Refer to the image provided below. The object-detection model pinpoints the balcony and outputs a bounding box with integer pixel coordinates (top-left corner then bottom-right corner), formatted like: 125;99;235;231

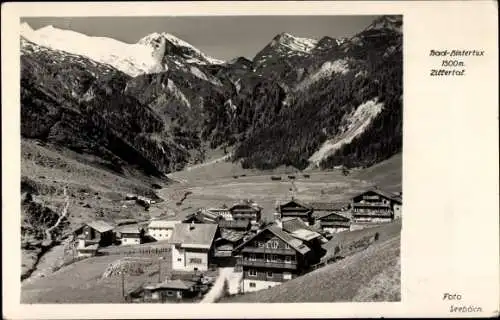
352;202;391;208
241;247;296;255
239;259;298;270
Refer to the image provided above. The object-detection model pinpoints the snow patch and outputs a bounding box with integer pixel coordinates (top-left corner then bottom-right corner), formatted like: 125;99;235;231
296;59;350;90
225;99;237;111
308;98;384;166
166;79;191;108
20;24;223;76
276;33;318;54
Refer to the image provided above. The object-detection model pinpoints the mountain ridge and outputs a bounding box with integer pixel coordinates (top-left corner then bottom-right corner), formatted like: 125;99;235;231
20;14;403;178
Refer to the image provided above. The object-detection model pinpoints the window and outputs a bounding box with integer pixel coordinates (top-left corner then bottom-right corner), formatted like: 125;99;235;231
189;258;202;264
166;290;174;296
265;254;272;262
249;254;257;261
249;269;257;277
177;258;182;262
271;255;278;262
249;282;256;288
271;241;279;249
267;271;273;278
285;255;292;263
284;243;291;249
257;241;265;248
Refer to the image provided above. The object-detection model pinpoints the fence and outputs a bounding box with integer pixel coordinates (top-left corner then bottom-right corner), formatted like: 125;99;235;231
100;247;171;256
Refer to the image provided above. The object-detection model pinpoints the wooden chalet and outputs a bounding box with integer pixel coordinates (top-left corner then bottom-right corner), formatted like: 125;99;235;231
229;200;262;224
213;229;246;265
278;199;314;226
142;279;198;302
314;212;351;234
350;189;402;223
170;223;220;272
147;220;180;241
72;220;115;247
116;225;145;246
233;224;318;293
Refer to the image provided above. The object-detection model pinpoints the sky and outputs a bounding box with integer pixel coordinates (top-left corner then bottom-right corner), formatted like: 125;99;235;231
21;16;380;60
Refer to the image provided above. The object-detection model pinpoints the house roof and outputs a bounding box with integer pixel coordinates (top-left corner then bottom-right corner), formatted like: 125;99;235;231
314;211;351;221
282;218;323;241
116;225;142;234
279;199;312;210
310;202;348;212
170;223;218;248
144;279;197;291
219;229;246;243
353;189;402;204
86;220;115;233
234;226;311;255
115;219;138;226
182;211;219;224
282;218;316;233
148;220;180;229
218;219;250;229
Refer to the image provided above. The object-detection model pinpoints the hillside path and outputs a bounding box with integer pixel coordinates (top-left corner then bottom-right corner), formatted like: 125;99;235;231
200;267;241;303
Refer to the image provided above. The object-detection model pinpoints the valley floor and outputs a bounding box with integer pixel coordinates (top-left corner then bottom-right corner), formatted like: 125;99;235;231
20;141;402;302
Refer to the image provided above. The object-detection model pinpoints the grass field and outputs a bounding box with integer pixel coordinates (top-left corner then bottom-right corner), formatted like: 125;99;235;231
21;143;401;302
220;235;401;303
322;220;402;259
21;254;171;303
159;153;401;223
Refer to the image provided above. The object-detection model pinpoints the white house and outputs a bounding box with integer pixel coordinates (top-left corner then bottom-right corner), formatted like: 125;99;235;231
148;220;180;241
170;223;219;272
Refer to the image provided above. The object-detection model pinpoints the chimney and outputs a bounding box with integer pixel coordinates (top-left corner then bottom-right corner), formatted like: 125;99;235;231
190;221;195;230
273;212;283;229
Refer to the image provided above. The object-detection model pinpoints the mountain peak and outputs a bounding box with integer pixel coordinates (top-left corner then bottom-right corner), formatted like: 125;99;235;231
137;32;225;65
365;15;402;33
270;32;318;54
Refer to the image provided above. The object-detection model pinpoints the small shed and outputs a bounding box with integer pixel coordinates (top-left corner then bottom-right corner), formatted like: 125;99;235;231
142;279;198;302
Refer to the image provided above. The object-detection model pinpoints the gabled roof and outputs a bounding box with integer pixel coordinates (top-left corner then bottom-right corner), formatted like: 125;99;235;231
116;225;142;234
310;202;348;212
314;211;351;221
86;220;115;233
282;218;323;241
219;229;246;243
233;226;311;255
279;199;312;210
353;189;402;204
148;220;180;229
144;279;197;291
218;219;250;230
170;223;218;249
182;211;219;224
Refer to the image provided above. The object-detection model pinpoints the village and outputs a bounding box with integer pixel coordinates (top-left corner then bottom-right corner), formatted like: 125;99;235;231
70;187;402;303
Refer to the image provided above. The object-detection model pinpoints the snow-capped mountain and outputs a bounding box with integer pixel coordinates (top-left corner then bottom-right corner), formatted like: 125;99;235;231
20;15;403;174
253;32;319;67
20;23;224;77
